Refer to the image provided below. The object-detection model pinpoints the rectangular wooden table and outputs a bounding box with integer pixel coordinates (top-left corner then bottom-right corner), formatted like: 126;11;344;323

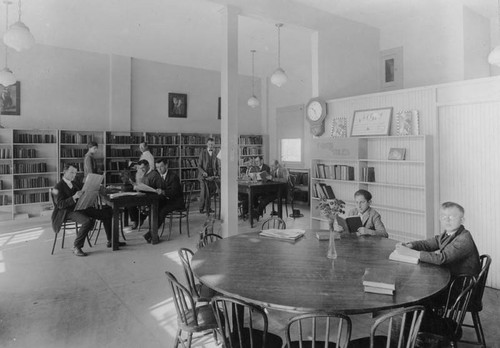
237;180;287;228
100;191;159;250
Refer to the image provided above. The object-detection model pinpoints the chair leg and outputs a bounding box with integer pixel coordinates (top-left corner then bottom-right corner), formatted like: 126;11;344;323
61;225;66;249
120;213;126;241
51;232;58;255
185;213;190;238
472;311;486;346
168;215;174;241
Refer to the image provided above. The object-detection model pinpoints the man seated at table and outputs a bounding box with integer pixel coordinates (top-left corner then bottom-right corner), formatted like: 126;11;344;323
401;201;480;277
154;157;185;232
129;160;163;242
52;164;125;257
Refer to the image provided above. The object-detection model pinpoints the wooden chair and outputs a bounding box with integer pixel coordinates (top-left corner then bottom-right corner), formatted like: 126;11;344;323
286;312;352;348
200;233;223;248
460;254;491;347
350;305;425;348
49;187;92;255
203;179;220;220
261;216;286;230
417;275;476;348
165;271;219;348
89;195;127;244
161;182;194;240
178;247;217;303
210;296;283;348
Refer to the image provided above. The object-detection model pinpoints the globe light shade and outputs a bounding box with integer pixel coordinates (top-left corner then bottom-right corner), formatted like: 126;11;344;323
0;67;17;87
247;95;260;108
271;67;287;87
3;21;35;52
488;46;500;67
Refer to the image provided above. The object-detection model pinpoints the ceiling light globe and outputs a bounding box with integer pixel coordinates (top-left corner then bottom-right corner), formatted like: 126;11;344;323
0;67;17;87
3;21;35;52
271;68;287;87
488;46;500;67
247;95;260;108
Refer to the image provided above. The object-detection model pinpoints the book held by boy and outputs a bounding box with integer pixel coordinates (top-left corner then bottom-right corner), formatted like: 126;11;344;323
389;244;420;264
336;216;363;233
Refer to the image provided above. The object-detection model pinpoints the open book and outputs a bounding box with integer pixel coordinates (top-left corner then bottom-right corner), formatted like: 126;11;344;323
389;244;420;264
134;182;157;193
259;229;305;241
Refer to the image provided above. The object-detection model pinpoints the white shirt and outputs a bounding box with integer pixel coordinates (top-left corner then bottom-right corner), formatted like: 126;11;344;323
63;177;73;189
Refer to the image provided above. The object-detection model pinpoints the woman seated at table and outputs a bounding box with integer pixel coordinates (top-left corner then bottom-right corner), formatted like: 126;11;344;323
348;189;388;237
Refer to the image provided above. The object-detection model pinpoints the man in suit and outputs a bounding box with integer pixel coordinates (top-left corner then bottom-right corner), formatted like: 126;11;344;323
51;164;123;256
154;157;185;231
197;137;219;214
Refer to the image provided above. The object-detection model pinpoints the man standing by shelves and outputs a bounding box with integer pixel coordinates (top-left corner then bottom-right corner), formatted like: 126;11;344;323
135;142;154;184
83;141;99;181
197;137;219;214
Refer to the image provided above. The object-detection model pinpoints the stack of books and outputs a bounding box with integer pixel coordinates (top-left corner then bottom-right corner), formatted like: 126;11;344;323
259;229;305;241
362;268;396;295
389;244;420;264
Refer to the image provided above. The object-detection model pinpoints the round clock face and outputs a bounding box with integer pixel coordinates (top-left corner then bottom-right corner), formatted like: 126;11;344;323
307;101;323;121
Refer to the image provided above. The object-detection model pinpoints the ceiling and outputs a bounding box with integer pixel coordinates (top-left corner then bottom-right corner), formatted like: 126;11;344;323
1;0;497;78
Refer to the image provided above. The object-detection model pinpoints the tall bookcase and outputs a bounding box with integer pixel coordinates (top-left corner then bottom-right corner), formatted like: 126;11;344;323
238;135;265;175
12;129;58;219
0;129;13;220
59;130;105;185
105;131;144;184
310;136;433;242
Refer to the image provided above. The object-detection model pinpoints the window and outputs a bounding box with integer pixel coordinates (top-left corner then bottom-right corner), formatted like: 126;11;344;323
281;138;301;163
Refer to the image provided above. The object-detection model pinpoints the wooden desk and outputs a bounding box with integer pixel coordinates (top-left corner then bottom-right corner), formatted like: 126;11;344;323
238;181;287;228
100;192;159;250
192;231;450;314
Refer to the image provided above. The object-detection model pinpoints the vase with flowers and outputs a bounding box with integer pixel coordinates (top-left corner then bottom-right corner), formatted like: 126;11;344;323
316;197;345;259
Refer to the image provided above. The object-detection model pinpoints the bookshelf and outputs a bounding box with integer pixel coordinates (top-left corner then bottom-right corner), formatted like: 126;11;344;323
0;129;13;220
12;129;58;219
105;131;144;184
238;135;265;176
59;130;105;185
310;136;433;241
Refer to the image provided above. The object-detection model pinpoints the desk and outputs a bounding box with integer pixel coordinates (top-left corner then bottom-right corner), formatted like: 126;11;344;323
100;192;159;250
192;231;450;314
238;181;287;228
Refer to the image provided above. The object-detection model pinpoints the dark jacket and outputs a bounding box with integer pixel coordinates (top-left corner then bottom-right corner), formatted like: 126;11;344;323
198;148;220;179
159;170;185;210
51;179;81;233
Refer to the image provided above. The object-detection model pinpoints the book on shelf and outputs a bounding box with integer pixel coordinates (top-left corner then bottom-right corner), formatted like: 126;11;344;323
315;230;330;241
362;167;375;182
323;184;336;199
362;268;396;290
389;245;420;264
259;228;305;241
315;183;326;199
336;216;363;233
364;286;394;295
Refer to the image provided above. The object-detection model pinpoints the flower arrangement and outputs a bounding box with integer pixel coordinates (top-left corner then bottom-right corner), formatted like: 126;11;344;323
316;197;345;222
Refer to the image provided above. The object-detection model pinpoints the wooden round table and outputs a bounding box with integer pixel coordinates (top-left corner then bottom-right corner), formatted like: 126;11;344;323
191;230;450;314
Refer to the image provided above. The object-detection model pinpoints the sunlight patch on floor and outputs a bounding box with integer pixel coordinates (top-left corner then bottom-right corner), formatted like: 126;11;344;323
0;227;44;247
149;297;179;337
163;250;182;266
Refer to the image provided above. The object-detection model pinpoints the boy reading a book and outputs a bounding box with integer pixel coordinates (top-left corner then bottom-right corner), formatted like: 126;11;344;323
400;201;480;277
348;189;388;237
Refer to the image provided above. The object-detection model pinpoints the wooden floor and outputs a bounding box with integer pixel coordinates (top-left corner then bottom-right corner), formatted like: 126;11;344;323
0;201;498;348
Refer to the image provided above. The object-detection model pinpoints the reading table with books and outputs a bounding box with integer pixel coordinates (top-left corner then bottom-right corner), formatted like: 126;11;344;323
192;230;450;314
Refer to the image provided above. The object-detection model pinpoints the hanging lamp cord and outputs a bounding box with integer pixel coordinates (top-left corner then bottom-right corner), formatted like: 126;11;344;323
17;0;21;22
4;1;9;67
277;25;281;68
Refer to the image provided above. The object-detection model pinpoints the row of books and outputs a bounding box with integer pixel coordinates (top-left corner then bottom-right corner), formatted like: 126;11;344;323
361;167;375;182
0;179;4;190
150;147;178;157
315;164;355;181
60;133;95;144
0;194;10;205
13;163;48;174
240;147;262;156
14;134;56;144
0;147;10;159
181;158;198;168
312;182;335;199
180;169;198;179
181;135;212;145
107;148;141;157
14;192;50;204
106;135;145;144
239;136;263;145
107;160;130;171
60;148;86;158
0;164;11;174
14;177;50;189
180;147;204;156
145;134;179;145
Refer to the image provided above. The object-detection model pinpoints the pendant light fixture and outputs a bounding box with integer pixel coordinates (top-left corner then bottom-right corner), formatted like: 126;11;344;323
247;50;260;108
489;0;500;66
0;0;17;87
3;0;35;52
270;23;288;87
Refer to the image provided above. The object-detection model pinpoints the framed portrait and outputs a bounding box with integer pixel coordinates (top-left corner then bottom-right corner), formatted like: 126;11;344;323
396;109;419;136
168;93;187;118
351;107;393;137
1;81;20;115
218;97;221;120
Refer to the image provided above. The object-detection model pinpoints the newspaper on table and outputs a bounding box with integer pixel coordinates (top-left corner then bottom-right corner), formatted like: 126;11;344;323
134;182;157;193
74;174;104;211
259;228;306;241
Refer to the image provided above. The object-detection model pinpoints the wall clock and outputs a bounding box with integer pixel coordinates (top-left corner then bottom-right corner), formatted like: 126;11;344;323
305;97;327;136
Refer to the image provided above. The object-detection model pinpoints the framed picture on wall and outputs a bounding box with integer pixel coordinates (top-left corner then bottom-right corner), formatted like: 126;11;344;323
1;81;20;116
380;47;403;91
351;107;393;137
168;93;187;118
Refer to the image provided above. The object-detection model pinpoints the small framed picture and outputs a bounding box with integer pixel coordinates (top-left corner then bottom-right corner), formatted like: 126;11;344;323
396;110;419;136
351;107;393;137
168;93;187;118
331;117;347;138
1;81;20;115
388;148;406;160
